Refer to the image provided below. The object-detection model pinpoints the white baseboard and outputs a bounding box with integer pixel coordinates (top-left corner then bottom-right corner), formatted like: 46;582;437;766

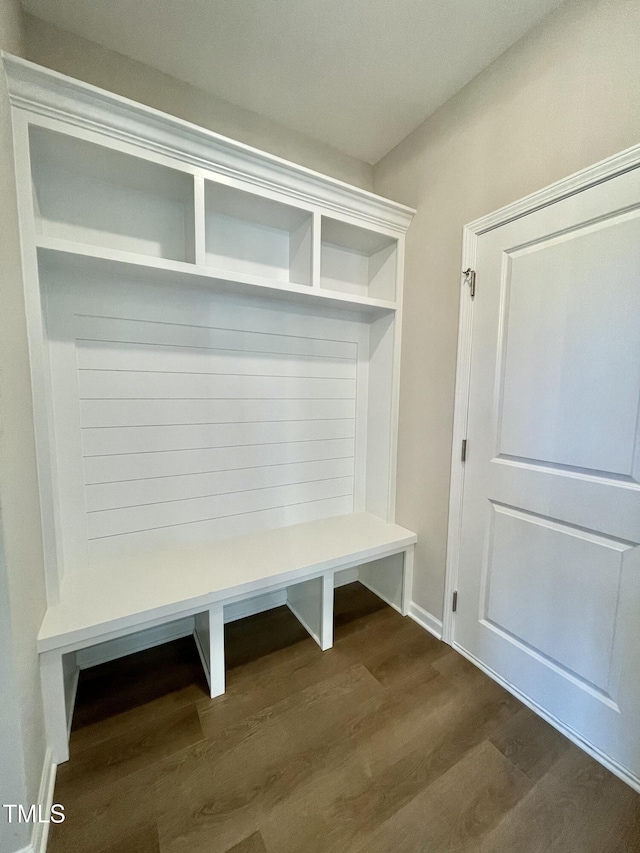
454;643;640;794
408;602;443;640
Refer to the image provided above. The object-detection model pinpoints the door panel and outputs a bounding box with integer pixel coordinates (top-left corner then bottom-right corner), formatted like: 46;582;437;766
483;503;627;693
455;165;640;785
498;217;640;476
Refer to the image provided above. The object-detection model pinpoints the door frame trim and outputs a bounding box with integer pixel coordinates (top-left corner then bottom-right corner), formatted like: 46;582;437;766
443;140;640;646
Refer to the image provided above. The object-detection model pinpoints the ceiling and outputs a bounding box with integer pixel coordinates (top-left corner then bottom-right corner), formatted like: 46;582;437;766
22;0;566;164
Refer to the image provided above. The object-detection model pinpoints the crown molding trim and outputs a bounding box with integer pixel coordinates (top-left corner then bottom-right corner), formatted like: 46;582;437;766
2;52;414;233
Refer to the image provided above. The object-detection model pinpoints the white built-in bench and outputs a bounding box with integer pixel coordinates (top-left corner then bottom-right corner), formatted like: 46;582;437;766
5;58;417;770
38;513;416;763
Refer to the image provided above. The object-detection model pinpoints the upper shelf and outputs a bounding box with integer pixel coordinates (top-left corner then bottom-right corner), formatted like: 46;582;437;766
36;236;398;317
28;123;401;315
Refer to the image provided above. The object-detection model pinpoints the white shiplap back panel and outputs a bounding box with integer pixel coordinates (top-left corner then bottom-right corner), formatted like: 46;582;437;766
83;437;356;483
43;266;369;569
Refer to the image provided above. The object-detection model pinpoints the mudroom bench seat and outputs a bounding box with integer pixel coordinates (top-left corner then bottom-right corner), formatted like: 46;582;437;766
38;512;416;764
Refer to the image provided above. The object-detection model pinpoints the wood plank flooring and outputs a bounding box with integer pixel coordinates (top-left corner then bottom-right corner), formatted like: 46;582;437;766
48;583;640;853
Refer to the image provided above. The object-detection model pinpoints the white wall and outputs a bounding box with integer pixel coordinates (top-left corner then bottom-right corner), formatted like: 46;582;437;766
373;0;640;621
0;525;30;853
22;13;373;191
0;3;49;850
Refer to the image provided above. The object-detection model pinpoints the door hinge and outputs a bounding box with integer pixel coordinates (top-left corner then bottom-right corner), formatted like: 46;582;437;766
462;268;476;299
461;439;467;462
452;591;458;612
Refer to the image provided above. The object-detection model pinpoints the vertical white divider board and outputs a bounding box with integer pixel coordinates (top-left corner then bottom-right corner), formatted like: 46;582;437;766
4;54;415;630
358;545;414;616
193;605;225;698
193;174;206;266
39;649;69;763
365;312;398;520
289;216;313;287
312;211;322;289
11;115;65;604
286;573;334;650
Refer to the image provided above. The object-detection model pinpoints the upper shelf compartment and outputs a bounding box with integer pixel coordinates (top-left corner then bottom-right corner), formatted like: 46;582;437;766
29;127;195;263
204;182;312;286
321;217;397;302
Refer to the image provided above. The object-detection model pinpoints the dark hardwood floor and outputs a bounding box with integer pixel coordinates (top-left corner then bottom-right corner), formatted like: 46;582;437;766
48;583;640;853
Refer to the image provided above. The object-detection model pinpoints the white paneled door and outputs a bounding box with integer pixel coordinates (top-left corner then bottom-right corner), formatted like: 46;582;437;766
453;162;640;787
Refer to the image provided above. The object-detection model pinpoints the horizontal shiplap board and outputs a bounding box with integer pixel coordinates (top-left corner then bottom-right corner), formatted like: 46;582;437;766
73;314;358;361
86;457;355;511
87;476;354;539
83;437;355;483
77;339;356;379
89;494;353;558
80;397;356;428
82;418;355;456
77;370;355;400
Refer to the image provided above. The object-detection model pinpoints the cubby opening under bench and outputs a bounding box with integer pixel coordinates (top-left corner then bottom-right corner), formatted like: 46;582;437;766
4;55;416;767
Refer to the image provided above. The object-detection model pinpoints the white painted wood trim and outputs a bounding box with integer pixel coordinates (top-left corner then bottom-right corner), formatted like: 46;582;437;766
27;747;56;853
387;234;405;521
443;236;476;645
454;642;640;794
2;53;414;234
401;544;414;616
192;620;210;692
193;174;206;265
408;602;443;641
10;113;64;605
286;572;334;650
65;667;79;739
443;141;640;645
321;573;334;650
207;605;225;699
39;651;69;764
312;211;322;288
465;142;640;235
